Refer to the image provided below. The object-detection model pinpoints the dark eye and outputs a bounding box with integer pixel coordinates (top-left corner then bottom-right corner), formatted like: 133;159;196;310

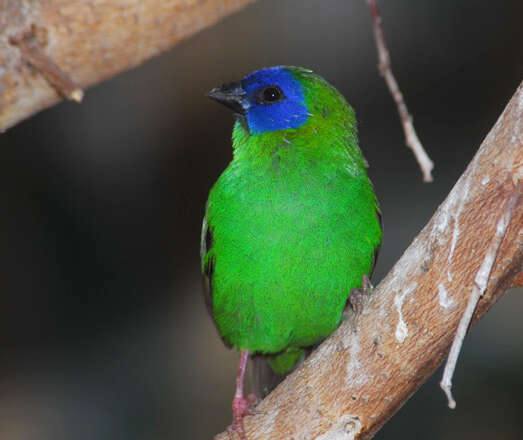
258;85;284;104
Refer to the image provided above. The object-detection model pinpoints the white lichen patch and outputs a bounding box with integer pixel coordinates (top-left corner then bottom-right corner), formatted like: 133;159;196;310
429;152;479;252
344;333;370;387
434;207;450;234
511;87;523;144
428;204;452;250
391;243;425;282
474;207;513;292
394;283;417;343
446;172;472;281
316;415;362;440
395;314;408;343
438;283;454;309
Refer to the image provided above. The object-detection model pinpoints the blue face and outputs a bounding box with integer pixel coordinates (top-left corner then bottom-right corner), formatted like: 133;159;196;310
240;67;309;134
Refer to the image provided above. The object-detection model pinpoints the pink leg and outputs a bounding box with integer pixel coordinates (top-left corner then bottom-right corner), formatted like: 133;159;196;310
229;349;250;440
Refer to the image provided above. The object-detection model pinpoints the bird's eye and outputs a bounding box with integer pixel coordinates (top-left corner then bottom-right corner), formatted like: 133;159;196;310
258;86;284;104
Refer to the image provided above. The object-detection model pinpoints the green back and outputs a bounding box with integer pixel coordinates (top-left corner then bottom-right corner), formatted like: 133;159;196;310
202;68;382;371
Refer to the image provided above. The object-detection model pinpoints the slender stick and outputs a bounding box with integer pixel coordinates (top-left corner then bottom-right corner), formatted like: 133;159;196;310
9;26;84;103
440;184;522;408
366;0;434;182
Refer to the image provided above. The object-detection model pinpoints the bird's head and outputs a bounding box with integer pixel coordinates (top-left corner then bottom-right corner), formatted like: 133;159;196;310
208;66;309;134
208;66;352;136
208;66;364;170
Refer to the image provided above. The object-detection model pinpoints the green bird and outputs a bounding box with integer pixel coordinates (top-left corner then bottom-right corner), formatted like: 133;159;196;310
202;66;382;439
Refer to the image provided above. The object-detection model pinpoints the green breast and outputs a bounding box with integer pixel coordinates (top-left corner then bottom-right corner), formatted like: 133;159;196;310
204;149;381;354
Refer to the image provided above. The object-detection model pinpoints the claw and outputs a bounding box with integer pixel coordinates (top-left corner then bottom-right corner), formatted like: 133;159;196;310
345;274;374;331
349;274;374;314
246;393;260;411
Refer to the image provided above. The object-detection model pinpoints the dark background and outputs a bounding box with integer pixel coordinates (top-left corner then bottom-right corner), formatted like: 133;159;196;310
1;0;522;438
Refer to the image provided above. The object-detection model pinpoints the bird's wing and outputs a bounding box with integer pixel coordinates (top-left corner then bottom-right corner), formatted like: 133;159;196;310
369;208;382;278
200;214;231;348
200;215;214;317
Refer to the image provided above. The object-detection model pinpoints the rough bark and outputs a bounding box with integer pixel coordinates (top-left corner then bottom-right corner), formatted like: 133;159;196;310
216;82;523;439
0;0;256;131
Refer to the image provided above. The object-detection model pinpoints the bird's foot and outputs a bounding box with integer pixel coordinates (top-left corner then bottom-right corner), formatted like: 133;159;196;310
246;393;260;410
228;394;259;439
227;350;256;439
344;274;374;331
349;274;374;315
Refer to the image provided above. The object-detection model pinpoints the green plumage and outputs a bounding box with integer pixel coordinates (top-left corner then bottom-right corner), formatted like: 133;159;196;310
202;67;382;375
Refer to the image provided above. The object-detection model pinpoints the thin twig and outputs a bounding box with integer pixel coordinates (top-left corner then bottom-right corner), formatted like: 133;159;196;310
440;183;522;408
9;25;84;103
366;0;434;182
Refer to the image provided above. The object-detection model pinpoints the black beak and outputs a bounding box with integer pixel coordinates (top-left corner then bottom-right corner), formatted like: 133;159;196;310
207;81;248;115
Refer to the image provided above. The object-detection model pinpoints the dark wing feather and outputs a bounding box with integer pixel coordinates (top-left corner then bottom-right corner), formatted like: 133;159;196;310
200;215;231;348
200;215;214;316
369;209;383;278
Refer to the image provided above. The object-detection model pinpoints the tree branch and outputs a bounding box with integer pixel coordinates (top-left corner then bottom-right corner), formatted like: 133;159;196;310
0;0;256;131
366;0;435;182
215;82;523;439
9;24;84;103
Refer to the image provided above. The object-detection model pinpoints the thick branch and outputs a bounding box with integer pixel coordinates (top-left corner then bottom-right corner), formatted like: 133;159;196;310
216;83;523;439
0;0;256;131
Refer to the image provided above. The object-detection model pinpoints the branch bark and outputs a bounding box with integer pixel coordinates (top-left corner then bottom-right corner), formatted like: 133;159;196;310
0;0;256;131
216;82;523;439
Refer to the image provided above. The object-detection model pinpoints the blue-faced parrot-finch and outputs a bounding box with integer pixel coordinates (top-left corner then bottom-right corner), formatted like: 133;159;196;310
201;66;382;439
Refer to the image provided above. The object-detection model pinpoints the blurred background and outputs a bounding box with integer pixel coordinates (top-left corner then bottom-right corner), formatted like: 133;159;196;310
1;0;522;438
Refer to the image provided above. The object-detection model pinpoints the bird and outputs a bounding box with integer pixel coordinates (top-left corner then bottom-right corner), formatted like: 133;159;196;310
201;66;382;439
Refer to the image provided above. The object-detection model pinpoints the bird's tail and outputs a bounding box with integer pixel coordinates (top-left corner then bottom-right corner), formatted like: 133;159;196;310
249;347;314;398
249;355;286;398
